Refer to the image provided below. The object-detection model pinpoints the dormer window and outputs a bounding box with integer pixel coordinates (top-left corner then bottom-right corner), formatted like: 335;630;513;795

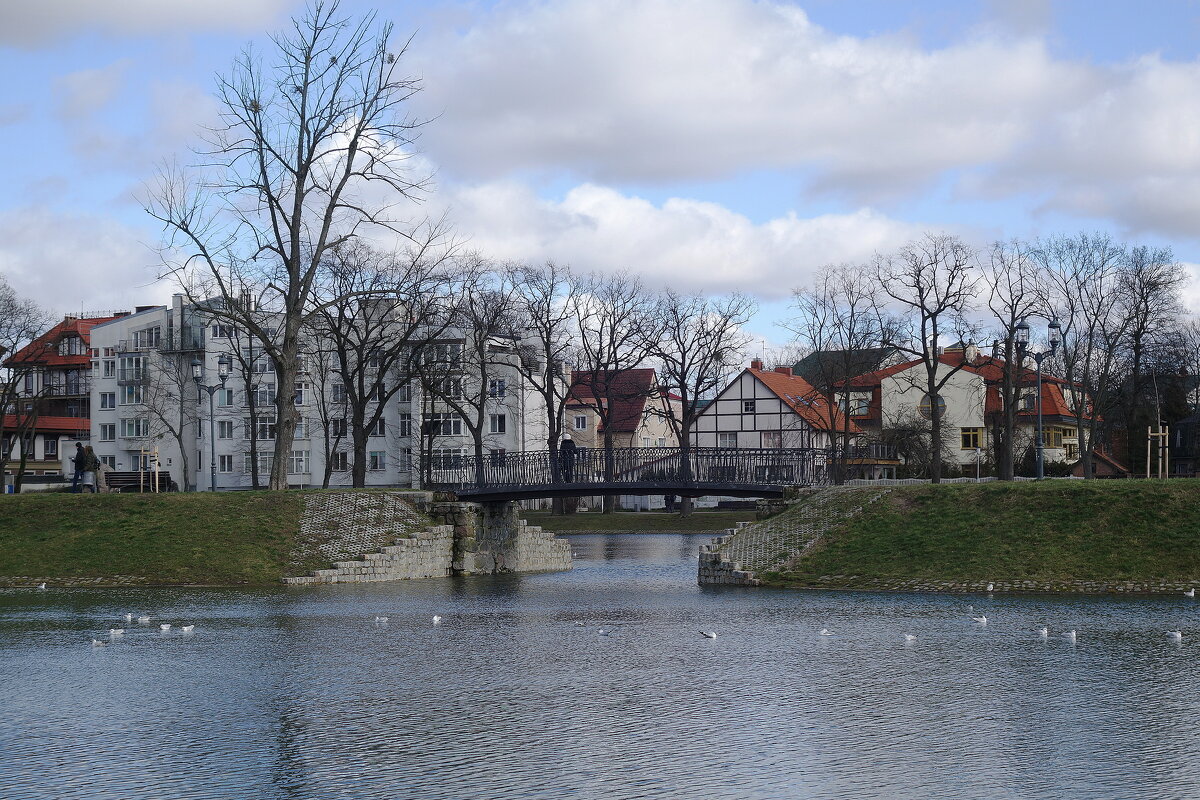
57;336;85;356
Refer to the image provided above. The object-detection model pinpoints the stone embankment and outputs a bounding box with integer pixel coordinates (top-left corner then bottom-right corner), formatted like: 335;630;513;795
774;576;1200;595
698;487;890;586
285;493;571;585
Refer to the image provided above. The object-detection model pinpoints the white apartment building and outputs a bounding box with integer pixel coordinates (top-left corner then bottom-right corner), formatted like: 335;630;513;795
88;296;558;491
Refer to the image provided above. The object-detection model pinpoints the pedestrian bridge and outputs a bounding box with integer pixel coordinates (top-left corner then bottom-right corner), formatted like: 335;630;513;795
433;445;895;502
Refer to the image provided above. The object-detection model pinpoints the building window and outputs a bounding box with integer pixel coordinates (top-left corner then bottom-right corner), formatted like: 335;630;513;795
396;381;412;402
118;356;145;382
244;453;274;474
294;382;308;406
218;454;234;473
761;431;782;449
217;388;234;407
960;427;982;450
100;392;116;409
918;393;947;419
489;413;506;434
398;413;412;437
840;395;871;416
430;448;463;470
366;348;381;369
252;382;276;407
424;342;462;370
132;327;161;350
1022;394;1036;411
743;399;756;414
99;424;116;442
288;450;309;474
439;377;462;399
211;324;234;339
57;335;85;356
1045;428;1063;449
44;438;58;457
294;419;308;439
120;385;144;405
243;416;277;440
368;418;385;437
332;384;347;404
217;421;234;439
331;452;348;471
331;418;347;438
119;418;148;438
100;455;116;468
423;413;462;437
573;414;588;431
102;360;116;378
718;432;738;448
489;379;507;398
368;450;386;471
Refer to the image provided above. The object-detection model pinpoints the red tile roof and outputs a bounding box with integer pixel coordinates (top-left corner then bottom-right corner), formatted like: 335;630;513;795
568;369;658;433
2;415;91;434
5;315;122;369
747;367;860;434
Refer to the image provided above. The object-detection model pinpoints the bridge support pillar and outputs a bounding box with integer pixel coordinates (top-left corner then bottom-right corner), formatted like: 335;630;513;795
431;500;572;576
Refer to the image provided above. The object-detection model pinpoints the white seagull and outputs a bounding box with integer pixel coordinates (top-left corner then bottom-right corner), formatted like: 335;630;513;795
598;628;611;636
37;583;46;590
987;583;994;592
575;621;585;627
904;634;917;642
137;616;151;624
109;628;125;637
819;628;834;636
374;616;389;623
159;624;171;631
699;631;717;639
181;625;194;633
123;613;133;623
91;639;107;647
1184;588;1195;598
1038;627;1049;639
1063;630;1077;642
1168;631;1183;642
432;615;442;625
972;616;988;626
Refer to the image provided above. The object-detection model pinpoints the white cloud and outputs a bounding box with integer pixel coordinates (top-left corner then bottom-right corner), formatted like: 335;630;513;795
0;0;289;47
428;180;923;299
0;207;173;315
55;60;131;120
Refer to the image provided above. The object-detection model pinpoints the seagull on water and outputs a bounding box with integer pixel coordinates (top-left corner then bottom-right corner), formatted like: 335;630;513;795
159;624;171;631
37;583;46;590
575;621;585;627
123;613;133;623
598;628;612;636
819;628;833;636
91;639;107;647
109;629;125;637
181;625;194;633
699;631;717;639
904;634;917;642
1038;627;1049;639
137;616;151;624
1168;631;1183;642
1185;588;1195;598
374;616;389;623
972;615;988;626
1063;630;1077;642
432;615;442;625
987;583;994;592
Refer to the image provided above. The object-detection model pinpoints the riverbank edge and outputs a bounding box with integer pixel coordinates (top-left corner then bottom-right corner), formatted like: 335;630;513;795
758;576;1198;596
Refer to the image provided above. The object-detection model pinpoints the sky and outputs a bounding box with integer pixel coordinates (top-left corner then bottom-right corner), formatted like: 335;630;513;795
2;0;1200;350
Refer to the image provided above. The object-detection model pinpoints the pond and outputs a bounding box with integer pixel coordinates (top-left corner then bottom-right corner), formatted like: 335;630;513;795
1;533;1198;799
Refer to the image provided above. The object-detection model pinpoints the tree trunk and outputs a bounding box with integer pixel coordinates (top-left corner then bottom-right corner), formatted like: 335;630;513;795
352;427;368;488
602;429;615;514
270;336;300;491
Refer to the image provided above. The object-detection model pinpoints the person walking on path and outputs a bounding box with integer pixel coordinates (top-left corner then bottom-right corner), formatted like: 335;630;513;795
559;436;577;483
70;442;86;493
80;446;101;493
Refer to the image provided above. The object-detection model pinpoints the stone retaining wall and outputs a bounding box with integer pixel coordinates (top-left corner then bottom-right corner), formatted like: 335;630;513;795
776;576;1199;595
697;530;761;586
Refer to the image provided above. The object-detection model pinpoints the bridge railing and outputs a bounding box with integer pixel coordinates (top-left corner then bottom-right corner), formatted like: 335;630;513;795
434;446;853;492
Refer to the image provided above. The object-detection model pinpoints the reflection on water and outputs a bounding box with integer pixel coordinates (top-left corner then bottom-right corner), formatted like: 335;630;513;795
2;533;1199;799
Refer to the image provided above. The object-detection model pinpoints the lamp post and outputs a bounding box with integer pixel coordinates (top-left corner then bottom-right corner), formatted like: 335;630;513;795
193;354;231;492
1014;318;1062;480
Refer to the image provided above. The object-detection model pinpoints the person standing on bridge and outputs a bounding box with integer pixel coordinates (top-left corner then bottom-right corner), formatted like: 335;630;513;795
559;436;577;483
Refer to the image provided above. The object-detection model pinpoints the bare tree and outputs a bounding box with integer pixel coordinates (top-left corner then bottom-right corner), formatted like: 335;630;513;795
147;1;428;489
787;263;893;483
1036;232;1133;479
570;272;661;513
302;335;348;487
876;233;980;483
505;261;579;512
314;239;455;486
981;239;1047;480
138;349;199;490
0;279;53;489
649;290;755;514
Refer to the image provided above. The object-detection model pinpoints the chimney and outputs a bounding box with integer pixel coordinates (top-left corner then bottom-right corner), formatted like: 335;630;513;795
964;343;980;364
774;366;793;376
750;359;764;371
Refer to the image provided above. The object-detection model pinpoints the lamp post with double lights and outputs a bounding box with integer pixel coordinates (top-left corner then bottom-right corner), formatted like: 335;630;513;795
192;354;231;492
1014;318;1062;480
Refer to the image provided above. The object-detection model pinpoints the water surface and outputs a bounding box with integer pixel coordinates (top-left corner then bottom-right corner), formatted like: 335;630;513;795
2;533;1198;799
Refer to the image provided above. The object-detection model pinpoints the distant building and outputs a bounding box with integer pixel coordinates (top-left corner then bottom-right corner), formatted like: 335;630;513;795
566;369;680;450
3;312;129;486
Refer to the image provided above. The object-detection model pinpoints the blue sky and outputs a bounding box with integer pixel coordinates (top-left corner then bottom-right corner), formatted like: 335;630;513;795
2;0;1200;350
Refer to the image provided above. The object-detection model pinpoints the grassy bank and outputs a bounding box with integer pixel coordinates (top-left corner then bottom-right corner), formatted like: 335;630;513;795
0;491;312;586
525;510;757;533
767;480;1200;588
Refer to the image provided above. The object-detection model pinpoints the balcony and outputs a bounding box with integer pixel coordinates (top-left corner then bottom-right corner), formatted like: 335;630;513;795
159;328;205;352
43;378;93;396
117;368;147;385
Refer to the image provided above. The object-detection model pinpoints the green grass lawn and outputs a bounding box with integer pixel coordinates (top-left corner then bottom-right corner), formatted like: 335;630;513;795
525;510;757;532
771;480;1200;585
0;491;308;585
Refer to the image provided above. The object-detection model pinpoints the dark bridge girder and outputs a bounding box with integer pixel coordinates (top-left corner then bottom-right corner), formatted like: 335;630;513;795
454;481;787;503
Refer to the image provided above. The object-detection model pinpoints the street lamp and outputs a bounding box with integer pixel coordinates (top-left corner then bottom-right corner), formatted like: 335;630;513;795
1014;319;1061;480
193;354;231;492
